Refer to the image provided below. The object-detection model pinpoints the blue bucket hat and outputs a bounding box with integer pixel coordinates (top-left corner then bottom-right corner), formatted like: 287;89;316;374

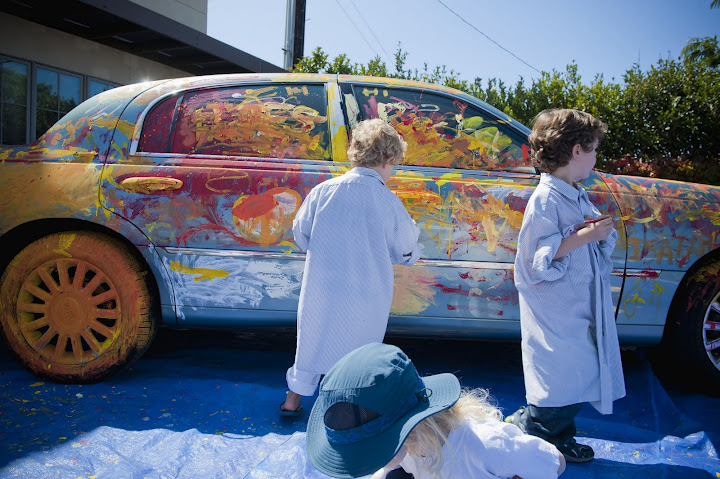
306;343;461;478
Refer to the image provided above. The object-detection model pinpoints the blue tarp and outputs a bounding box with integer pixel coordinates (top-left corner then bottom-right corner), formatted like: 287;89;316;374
1;329;718;478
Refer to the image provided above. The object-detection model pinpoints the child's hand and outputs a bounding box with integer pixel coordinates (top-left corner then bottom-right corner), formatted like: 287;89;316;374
370;446;408;479
577;215;613;242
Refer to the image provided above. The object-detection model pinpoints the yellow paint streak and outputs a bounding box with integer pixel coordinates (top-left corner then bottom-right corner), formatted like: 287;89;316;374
387;115;523;170
169;261;230;282
102;165;119;188
435;172;464;186
331;124;349;162
452;190;524;252
623;292;647;318
278;241;298;253
328;163;352;177
146;221;172;234
391;266;437;314
650;282;666;305
53;233;76;257
205;174;250;193
676;208;720;226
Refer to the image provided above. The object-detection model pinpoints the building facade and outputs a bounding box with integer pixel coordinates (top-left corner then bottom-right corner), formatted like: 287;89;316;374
0;0;284;145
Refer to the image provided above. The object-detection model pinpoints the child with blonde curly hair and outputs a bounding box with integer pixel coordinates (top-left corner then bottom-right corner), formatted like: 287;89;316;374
306;343;565;479
280;119;420;416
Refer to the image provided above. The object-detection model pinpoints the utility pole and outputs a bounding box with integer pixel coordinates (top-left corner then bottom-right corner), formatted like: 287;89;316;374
283;0;306;70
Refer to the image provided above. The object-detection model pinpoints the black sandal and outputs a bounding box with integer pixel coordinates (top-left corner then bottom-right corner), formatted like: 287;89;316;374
279;402;303;417
557;439;594;463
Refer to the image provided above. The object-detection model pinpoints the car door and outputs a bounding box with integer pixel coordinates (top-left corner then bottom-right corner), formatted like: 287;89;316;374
339;81;626;337
100;79;340;325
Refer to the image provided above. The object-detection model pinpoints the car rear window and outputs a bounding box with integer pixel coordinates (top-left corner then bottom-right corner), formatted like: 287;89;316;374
137;84;331;161
137;95;179;154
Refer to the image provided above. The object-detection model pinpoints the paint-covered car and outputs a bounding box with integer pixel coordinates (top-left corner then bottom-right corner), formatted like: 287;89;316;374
1;73;719;391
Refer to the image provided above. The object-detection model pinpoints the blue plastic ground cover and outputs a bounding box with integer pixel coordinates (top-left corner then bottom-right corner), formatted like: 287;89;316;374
1;329;718;478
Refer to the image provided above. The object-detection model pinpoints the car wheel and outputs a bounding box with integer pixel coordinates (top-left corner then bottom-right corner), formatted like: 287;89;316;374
662;255;720;395
0;231;157;383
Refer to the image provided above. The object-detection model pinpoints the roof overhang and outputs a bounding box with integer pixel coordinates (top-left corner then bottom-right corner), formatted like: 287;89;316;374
0;0;286;75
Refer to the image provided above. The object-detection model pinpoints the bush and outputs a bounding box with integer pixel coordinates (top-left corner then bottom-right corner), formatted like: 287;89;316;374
295;41;720;185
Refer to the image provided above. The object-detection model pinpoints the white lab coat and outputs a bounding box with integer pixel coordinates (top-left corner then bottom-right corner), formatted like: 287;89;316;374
287;167;420;396
400;419;561;479
513;173;625;414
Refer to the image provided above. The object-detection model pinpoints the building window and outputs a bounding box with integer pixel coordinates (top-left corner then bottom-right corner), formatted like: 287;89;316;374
0;59;29;145
88;78;117;98
35;67;82;139
0;55;121;145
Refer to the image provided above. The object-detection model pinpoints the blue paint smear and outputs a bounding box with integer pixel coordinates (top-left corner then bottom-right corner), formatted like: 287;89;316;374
0;330;718;478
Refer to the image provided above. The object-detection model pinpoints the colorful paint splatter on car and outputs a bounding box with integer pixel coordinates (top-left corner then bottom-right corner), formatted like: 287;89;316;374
1;73;719;385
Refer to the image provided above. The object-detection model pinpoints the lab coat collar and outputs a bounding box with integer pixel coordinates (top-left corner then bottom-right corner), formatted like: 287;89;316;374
350;166;385;185
540;173;584;201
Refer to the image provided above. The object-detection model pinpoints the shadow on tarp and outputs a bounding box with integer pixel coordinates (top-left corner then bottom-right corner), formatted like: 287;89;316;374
0;328;718;478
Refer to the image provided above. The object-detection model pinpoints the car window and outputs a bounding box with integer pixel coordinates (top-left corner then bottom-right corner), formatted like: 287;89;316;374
137;94;179;154
345;84;531;172
138;84;330;160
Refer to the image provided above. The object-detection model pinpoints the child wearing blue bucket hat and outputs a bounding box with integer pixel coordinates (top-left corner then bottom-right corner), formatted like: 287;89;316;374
306;343;565;479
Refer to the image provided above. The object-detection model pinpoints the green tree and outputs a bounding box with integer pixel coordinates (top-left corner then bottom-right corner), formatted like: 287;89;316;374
294;39;720;184
681;36;720;69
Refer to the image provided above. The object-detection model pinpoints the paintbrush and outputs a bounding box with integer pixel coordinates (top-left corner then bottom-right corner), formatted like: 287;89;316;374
584;215;631;224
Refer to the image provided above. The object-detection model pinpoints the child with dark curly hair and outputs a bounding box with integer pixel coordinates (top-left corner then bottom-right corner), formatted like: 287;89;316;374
508;109;626;463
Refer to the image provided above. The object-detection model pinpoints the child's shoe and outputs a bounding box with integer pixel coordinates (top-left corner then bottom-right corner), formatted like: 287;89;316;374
557;439;594;463
504;406;525;430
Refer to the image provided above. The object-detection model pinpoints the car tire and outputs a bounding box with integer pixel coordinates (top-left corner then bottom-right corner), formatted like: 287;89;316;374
0;231;157;383
661;254;720;396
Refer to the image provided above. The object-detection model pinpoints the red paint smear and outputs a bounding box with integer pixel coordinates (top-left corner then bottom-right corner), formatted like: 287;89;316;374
522;143;530;162
506;193;527;213
447;304;457;310
232;194;278;220
458;271;491;283
434;282;469;296
176;222;254;247
624;268;660;279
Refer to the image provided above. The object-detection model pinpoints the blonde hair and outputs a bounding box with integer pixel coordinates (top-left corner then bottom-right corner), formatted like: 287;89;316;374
529;108;607;173
347;118;407;167
403;388;503;475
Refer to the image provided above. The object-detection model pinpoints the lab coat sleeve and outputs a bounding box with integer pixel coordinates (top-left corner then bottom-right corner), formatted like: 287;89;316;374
518;212;570;284
473;422;561;479
292;190;316;252
597;227;618;275
388;197;421;266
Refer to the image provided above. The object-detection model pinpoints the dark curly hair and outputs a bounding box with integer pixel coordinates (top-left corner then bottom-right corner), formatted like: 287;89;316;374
529;109;607;173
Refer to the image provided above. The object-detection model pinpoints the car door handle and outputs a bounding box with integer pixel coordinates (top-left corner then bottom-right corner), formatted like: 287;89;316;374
118;177;184;194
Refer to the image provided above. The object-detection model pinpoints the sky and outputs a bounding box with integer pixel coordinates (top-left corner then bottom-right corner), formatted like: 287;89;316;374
207;0;720;87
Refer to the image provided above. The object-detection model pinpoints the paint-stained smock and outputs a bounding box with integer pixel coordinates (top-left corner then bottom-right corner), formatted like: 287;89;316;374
399;419;562;479
286;167;420;396
513;173;625;414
